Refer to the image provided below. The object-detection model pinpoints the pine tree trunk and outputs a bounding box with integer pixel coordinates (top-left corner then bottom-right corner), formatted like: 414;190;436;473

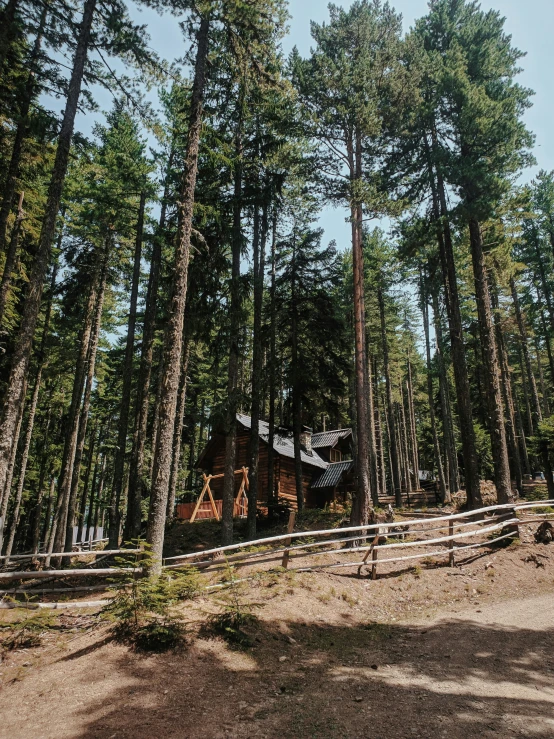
291;240;304;512
378;284;402;505
110;192;145;548
468;219;512;504
3;263;56;558
0;380;26;551
267;212;278;513
221;98;244;546
426;134;481;507
406;352;419;489
431;292;459;495
248;201;267;537
52;250;102;558
39;475;56;554
511;278;542;423
167;337;191;521
0;0;97;507
147;16;210;574
350;130;371;523
64;258;106;552
421;272;449;503
367;348;380;504
0;191;24;330
76;421;96;543
126;154;173;541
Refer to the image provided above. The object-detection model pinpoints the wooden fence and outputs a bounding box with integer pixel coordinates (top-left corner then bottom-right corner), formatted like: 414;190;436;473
0;500;552;588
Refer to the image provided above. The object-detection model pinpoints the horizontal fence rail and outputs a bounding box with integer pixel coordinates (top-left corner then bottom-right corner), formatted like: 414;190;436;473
0;501;551;588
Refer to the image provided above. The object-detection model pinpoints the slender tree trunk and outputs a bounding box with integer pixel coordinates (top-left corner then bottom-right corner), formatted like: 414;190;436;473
64;259;106;553
52;250;102;557
290;239;304;512
147;16;210;574
40;475;56;553
126;157;173;542
511;277;542;423
267;212;277;512
421;272;448;503
0;0;97;509
350;131;371;523
248;201;267;537
511;277;554;493
167;337;191;521
0;191;24;330
367;348;380;504
378;284;402;505
0;380;26;551
3;264;56;557
406;352;419;489
76;421;96;543
221;93;244;546
431;289;459;494
110;192;145;547
468;220;512;503
534;339;550;416
426;133;481;507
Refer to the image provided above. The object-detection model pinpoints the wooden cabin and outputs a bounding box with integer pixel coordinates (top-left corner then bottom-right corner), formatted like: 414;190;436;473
193;414;355;511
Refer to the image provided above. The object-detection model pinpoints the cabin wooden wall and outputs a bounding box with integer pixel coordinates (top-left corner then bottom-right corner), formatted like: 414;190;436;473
201;429;316;508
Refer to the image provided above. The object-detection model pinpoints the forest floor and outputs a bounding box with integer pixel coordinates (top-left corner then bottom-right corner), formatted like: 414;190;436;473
0;516;553;738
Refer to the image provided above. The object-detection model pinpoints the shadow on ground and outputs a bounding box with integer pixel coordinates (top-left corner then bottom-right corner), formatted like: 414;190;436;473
70;612;554;739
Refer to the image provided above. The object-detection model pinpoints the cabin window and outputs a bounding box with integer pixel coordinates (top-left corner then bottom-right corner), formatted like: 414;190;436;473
330;448;342;463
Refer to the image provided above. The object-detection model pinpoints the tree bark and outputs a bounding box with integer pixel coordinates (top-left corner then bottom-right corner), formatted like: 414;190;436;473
421;270;449;503
350;130;371;523
52;248;102;557
0;0;97;506
126;155;173;542
425;133;482;507
3;262;56;558
109;192;145;547
76;421;96;543
147;15;210;574
378;284;402;505
468;219;512;504
0;191;24;330
221;91;244;545
0;379;26;551
267;211;278;513
167;337;191;521
64;255;106;552
290;235;304;512
248;200;267;537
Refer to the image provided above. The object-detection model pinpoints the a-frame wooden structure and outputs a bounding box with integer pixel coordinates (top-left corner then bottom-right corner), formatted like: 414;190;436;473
189;467;249;523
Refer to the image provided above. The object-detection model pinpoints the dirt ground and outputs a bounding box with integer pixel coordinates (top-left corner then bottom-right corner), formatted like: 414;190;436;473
1;522;553;739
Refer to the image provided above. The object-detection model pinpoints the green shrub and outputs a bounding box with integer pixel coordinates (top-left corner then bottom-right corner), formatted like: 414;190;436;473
102;542;201;651
204;561;260;648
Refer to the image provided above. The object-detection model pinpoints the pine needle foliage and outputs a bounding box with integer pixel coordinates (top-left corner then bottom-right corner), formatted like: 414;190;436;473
102;542;201;651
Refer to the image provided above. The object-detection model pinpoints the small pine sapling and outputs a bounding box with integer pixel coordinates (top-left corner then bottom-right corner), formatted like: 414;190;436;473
102;540;201;651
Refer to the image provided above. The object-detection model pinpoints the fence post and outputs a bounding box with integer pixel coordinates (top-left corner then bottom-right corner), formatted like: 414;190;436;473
449;519;455;567
371;546;378;580
281;510;296;569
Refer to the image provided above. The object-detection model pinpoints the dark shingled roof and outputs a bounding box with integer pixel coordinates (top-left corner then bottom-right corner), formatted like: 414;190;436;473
236;414;328;469
310;460;354;489
311;428;352;449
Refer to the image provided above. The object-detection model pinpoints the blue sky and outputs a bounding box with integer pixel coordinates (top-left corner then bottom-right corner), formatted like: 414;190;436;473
88;0;554;247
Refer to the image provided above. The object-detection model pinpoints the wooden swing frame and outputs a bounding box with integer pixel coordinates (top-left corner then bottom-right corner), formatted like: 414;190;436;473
189;467;249;523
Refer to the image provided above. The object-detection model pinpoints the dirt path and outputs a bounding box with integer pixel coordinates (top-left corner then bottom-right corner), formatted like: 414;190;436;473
1;542;553;738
